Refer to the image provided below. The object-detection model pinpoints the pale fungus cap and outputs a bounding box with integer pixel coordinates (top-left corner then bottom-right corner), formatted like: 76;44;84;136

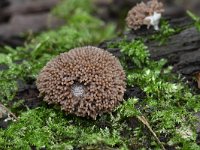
36;46;126;119
126;0;164;30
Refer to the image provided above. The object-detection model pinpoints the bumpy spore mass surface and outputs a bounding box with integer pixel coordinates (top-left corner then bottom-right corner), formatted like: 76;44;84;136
126;0;164;30
36;46;126;119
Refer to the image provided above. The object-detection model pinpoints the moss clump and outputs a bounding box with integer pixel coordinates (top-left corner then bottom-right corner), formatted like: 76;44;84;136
114;40;200;149
187;10;200;32
0;107;125;149
1;39;200;149
109;39;149;68
150;20;182;45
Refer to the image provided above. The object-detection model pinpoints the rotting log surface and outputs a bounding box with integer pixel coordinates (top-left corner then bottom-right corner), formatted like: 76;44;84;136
100;16;200;76
0;0;64;47
147;27;200;75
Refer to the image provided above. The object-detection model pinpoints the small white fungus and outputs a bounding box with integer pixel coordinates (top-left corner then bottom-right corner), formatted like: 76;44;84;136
144;12;162;30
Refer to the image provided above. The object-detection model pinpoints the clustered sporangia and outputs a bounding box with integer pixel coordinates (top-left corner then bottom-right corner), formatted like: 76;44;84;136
126;0;164;30
36;46;126;119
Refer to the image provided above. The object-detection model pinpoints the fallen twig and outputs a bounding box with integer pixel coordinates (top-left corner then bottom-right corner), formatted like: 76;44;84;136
137;115;166;150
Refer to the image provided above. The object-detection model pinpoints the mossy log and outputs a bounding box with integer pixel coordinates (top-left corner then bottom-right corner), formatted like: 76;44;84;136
101;16;200;76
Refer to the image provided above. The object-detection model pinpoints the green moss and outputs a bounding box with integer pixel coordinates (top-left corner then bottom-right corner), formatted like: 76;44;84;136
120;40;200;149
109;39;149;68
150;20;181;45
0;107;127;149
187;10;200;32
52;0;92;19
1;38;200;149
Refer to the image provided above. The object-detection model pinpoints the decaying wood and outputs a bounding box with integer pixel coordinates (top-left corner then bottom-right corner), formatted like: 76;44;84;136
101;16;200;77
0;0;9;8
0;0;10;23
0;0;63;47
147;27;200;75
0;37;25;47
3;0;60;15
99;15;200;92
0;13;64;38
